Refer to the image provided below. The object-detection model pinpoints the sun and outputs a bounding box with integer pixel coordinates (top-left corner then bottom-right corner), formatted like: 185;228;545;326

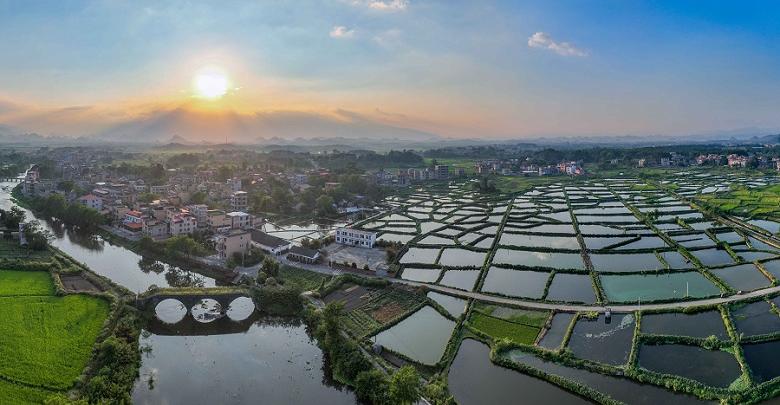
193;67;230;100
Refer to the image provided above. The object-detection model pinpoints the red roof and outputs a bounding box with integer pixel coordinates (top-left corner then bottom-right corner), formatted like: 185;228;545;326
124;222;143;230
126;210;143;217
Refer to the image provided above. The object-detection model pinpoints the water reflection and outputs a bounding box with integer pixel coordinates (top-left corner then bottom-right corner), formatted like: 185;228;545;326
133;317;358;404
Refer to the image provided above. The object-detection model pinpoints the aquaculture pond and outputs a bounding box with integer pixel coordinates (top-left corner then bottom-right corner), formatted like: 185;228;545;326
544;273;596;303
438;269;481;290
709;263;771;291
427;291;467;318
399;247;440;265
492;249;585;270
506;349;709;405
537;312;575;350
372;306;455;365
590;253;665;273
600;272;721;302
638;344;741;387
691;248;736;267
742;341;780;383
448;339;589;405
481;267;550;299
641;311;728;339
567;314;635;366
437;248;487;267
499;233;580;250
730;301;780;336
401;267;441;283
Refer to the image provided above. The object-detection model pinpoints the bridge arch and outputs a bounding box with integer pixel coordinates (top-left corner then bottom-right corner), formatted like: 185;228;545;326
226;296;257;321
154;298;187;324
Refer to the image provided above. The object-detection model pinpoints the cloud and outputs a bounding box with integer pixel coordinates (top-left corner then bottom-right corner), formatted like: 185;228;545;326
345;0;408;11
368;0;408;11
527;32;587;57
373;28;402;47
329;25;355;39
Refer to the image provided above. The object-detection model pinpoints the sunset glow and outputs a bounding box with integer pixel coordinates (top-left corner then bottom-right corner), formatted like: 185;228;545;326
193;68;230;100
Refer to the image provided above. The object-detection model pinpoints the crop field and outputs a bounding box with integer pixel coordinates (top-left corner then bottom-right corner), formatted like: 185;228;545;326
0;269;109;401
279;264;330;290
469;307;549;345
339;286;426;338
0;270;54;296
353;169;780;403
699;184;780;223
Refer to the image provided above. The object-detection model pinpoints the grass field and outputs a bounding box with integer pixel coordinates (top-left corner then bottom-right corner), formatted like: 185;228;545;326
469;312;542;344
280;265;330;290
0;270;54;296
0;379;54;405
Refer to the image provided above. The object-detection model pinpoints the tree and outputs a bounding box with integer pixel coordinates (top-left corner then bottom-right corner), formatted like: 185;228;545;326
261;257;280;277
316;195;336;216
0;206;25;229
23;220;51;251
389;366;421;405
190;191;207;204
355;369;389;404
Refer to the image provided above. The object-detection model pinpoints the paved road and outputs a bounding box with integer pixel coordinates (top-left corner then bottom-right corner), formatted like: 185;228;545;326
276;255;780;314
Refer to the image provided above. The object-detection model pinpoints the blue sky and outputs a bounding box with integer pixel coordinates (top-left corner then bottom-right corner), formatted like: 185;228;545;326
1;0;779;139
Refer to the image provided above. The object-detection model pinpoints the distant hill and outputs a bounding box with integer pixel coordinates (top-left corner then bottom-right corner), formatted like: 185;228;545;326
92;108;440;144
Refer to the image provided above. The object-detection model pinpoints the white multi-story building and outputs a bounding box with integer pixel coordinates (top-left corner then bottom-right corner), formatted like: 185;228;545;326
77;194;103;211
227;178;242;192
169;214;197;236
335;227;376;248
230;191;248;212
226;211;253;230
185;204;209;227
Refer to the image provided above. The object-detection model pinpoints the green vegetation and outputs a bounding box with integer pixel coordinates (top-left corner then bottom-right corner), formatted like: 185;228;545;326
468;312;542;344
278;264;330;291
0;379;54;405
0;294;109;389
699;184;780;220
0;270;54;296
25;194;106;232
340;287;426;338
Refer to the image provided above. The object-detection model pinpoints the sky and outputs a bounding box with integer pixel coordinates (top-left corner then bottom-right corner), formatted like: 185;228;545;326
1;0;780;141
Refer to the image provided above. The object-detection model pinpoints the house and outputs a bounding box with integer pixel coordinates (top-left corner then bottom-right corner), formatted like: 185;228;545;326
434;165;449;180
227;177;242;192
77;194;103;211
143;219;168;239
250;230;292;255
230;191;248;212
123;210;144;233
185;204;209;227
207;210;230;231
216;229;251;260
335;227;377;248
287;245;320;264
226;211;253;230
169;213;197;236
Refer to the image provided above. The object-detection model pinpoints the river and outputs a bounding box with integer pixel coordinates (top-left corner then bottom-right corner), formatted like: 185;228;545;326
0;178;358;404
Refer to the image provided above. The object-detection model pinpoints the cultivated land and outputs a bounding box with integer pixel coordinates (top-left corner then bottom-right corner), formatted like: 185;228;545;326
329;169;780;404
0;255;111;402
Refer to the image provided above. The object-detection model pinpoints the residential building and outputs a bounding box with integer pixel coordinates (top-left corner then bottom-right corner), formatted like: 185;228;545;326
287;245;320;264
150;185;169;194
227;177;242;192
230;191;248;212
185;204;209;227
77;194;103;211
123;210;144;233
143;219;168;239
434;165;449;180
169;213;197;236
207;210;230;231
226;211;253;230
335;227;377;248
250;230;292;254
216;229;251;260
